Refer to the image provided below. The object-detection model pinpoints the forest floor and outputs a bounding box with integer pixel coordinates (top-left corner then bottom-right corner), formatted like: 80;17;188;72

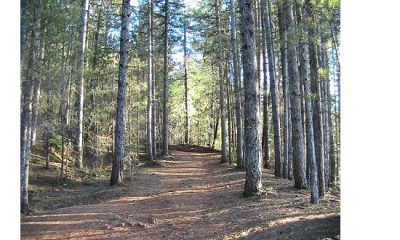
21;145;340;239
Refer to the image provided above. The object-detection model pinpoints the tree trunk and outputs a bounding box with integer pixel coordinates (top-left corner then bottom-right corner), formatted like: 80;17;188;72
147;0;154;160
299;5;319;202
260;0;270;169
216;0;227;163
265;0;282;176
230;0;244;168
111;0;130;185
162;0;169;157
296;3;311;182
284;0;308;189
183;18;189;144
30;31;45;147
240;0;262;197
21;0;40;212
278;2;289;179
212;112;219;149
226;62;232;164
152;49;157;158
305;0;325;197
75;0;89;169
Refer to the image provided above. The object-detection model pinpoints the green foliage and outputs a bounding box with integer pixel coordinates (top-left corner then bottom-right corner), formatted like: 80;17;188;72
48;133;62;151
89;167;106;178
318;67;329;79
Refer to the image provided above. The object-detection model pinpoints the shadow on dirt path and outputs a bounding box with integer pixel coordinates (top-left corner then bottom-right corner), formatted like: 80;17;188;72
21;145;340;239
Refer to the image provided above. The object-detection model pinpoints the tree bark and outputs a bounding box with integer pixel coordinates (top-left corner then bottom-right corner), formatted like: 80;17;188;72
226;62;232;164
110;0;130;185
162;0;170;157
147;0;154;160
216;0;227;163
21;0;40;212
183;18;190;144
298;2;319;202
31;28;45;147
260;0;270;169
305;0;325;196
75;0;89;169
265;0;282;176
230;0;244;168
283;0;308;189
278;2;289;179
240;0;262;197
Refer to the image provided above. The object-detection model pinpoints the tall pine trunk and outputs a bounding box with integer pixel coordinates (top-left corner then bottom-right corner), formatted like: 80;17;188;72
111;0;130;185
265;0;282;176
226;63;232;164
260;0;270;169
30;33;45;146
278;2;289;179
216;0;227;163
305;0;325;196
162;0;170;157
183;18;189;144
75;0;89;169
299;4;319;202
230;0;244;168
284;0;308;189
146;0;154;160
21;0;40;212
240;0;262;197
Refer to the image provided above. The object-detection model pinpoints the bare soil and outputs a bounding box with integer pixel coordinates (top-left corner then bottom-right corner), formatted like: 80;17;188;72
21;145;340;239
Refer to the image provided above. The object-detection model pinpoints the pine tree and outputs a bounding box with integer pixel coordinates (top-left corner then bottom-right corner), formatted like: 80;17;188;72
240;0;262;197
111;0;131;186
75;0;89;169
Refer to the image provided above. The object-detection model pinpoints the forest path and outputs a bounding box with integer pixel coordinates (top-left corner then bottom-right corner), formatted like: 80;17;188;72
21;145;340;239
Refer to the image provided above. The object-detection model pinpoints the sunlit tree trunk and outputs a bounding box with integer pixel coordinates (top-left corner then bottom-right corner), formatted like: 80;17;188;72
230;0;244;168
305;0;325;197
319;37;331;188
264;0;282;175
298;1;319;202
278;2;289;179
240;0;262;196
183;18;189;145
147;0;154;160
31;27;45;146
21;0;40;212
216;0;227;163
75;0;89;169
260;0;270;169
284;0;308;189
162;0;170;157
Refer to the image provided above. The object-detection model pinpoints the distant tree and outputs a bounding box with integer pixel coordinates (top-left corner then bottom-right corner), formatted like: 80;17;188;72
229;0;244;168
264;0;282;174
183;17;190;144
162;0;170;157
260;0;269;169
75;0;89;169
305;0;325;197
215;0;227;163
147;0;154;160
278;0;289;179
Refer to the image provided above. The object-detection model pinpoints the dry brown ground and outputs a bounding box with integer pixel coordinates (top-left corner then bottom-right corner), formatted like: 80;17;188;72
21;145;340;239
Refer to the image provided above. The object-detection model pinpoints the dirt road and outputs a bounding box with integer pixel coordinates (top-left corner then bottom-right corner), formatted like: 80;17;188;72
21;146;340;239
